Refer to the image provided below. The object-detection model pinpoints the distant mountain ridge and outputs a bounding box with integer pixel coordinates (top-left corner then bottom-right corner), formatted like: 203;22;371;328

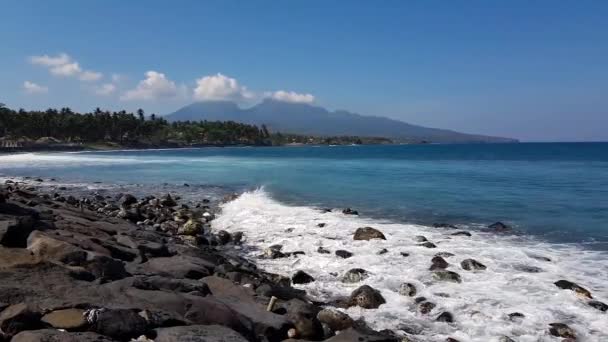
165;100;517;143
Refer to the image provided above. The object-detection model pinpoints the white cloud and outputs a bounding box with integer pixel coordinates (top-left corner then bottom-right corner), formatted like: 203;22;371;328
193;73;254;102
23;81;48;94
29;53;103;82
111;73;125;82
95;83;116;96
121;71;185;101
267;90;315;103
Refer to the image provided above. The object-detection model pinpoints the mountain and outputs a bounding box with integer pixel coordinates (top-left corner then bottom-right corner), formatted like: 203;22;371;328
166;100;517;143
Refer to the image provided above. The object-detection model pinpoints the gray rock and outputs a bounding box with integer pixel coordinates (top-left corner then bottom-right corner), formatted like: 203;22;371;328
418;241;436;248
432;271;462;283
349;285;386;309
292;270;315;284
335;250;353;259
12;330;115;342
353;227;386;241
430;256;448;270
0;303;43;337
153;324;247;342
317;309;354;332
342;268;368;283
548;323;576;339
554;280;592;299
90;308;147;340
436;311;454;322
398;283;417;297
589;300;608;312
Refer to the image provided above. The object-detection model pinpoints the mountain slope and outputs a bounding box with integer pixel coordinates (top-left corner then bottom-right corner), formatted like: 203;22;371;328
166;100;517;143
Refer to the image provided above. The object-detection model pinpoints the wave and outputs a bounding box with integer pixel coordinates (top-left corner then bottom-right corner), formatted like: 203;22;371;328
213;189;608;341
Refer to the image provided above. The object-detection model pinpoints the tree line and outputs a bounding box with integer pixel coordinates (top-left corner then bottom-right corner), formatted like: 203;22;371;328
0;104;272;146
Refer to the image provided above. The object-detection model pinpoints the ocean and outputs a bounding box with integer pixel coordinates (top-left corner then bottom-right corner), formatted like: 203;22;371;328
1;142;607;341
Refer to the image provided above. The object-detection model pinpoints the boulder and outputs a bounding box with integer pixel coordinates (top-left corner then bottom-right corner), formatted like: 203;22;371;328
12;330;115;342
342;268;368;283
0;216;38;248
589;300;608;312
451;231;471;237
40;308;87;330
499;337;516;342
322;327;400;342
418;301;436;314
178;219;203;236
159;194;177;207
90;308;147;340
26;231;86;265
461;258;486;271
292;270;315;285
153;325;248;342
216;230;232;245
554;280;592;299
433;223;457;229
342;208;358;215
419;241;436;248
430;256;448;270
486;222;512;233
119;194;137;207
353;227;386;241
436;312;454;323
377;248;388;255
349;285;386;309
548;323;576;339
432;271;462;283
317;247;331;254
84;256;130;281
435;252;454;258
398;283;416;297
414;236;428;242
317;309;354;332
0;303;43;337
335;250;353;259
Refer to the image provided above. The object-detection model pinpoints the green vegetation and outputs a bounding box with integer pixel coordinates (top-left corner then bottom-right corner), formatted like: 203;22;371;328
0;104;392;151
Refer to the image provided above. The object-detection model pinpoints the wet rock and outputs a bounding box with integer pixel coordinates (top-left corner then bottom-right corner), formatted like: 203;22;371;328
436;312;454;322
548;323;576;339
317;223;326;228
398;283;417;297
499;337;516;342
353;227;386;241
400;252;410;257
414;235;428;242
486;221;512;233
317;246;331;254
232;231;244;244
178;218;203;236
321;327;400;342
432;271;462;283
264;247;287;259
433;223;457;229
317;309;354;332
292;270;315;284
461;258;486;271
335;250;353;259
153;325;248;342
419;241;436;248
435;252;454;258
159;194;177;207
1;216;38;248
554;280;592;299
451;231;471;237
41;308;87;330
528;254;551;262
12;330;114;342
84;255;130;281
418;301;436;314
588;300;608;312
119;194;137;207
342;268;369;283
513;264;543;273
216;230;231;245
349;285;386;309
377;248;388;255
430;256;449;270
0;303;43;337
342;208;359;215
508;312;525;321
90;308;147;340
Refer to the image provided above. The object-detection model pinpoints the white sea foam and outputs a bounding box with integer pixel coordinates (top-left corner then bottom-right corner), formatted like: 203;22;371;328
213;188;608;342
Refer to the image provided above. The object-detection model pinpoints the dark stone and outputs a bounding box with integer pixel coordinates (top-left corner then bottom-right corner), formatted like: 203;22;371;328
353;227;386;241
486;221;513;233
12;330;114;342
433;223;457;229
451;231;471;237
342;268;368;283
499;337;516;342
513;264;543;273
119;194;137;207
414;235;428;242
419;241;436;248
0;216;37;248
377;248;388;255
84;256;130;281
400;252;409;257
548;323;576;339
216;230;231;245
349;285;386;309
589;300;607;312
342;208;359;215
436;312;454;322
317;308;354;332
432;271;462;283
292;270;315;284
335;250;353;259
508;312;525;321
317;223;326;228
0;303;43;337
418;301;436;314
91;309;147;340
435;252;454;258
554;280;592;298
317;246;331;254
430;256;449;270
159;194;177;207
461;258;486;271
153;325;248;342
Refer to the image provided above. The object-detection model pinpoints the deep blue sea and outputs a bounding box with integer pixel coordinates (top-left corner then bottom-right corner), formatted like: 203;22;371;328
1;142;607;249
2;143;608;339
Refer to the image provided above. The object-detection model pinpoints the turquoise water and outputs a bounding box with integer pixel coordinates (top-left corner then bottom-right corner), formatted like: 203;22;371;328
1;142;607;249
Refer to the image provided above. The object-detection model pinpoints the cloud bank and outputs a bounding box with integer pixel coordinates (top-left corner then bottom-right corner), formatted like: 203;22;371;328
266;90;315;103
29;53;102;82
23;81;48;94
193;73;254;102
121;71;185;101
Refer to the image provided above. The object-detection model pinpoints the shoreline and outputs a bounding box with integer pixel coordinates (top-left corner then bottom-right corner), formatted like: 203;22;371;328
1;176;606;341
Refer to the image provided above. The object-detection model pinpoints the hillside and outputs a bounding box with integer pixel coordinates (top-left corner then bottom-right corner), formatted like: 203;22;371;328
166;100;517;143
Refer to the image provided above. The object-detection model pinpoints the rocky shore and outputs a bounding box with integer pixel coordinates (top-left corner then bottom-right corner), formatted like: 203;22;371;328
1;178;605;341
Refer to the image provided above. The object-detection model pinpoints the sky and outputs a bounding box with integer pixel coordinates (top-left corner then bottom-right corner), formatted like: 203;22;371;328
1;1;607;141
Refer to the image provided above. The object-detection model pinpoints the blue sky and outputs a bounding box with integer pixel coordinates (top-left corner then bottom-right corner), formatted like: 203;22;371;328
1;1;607;141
